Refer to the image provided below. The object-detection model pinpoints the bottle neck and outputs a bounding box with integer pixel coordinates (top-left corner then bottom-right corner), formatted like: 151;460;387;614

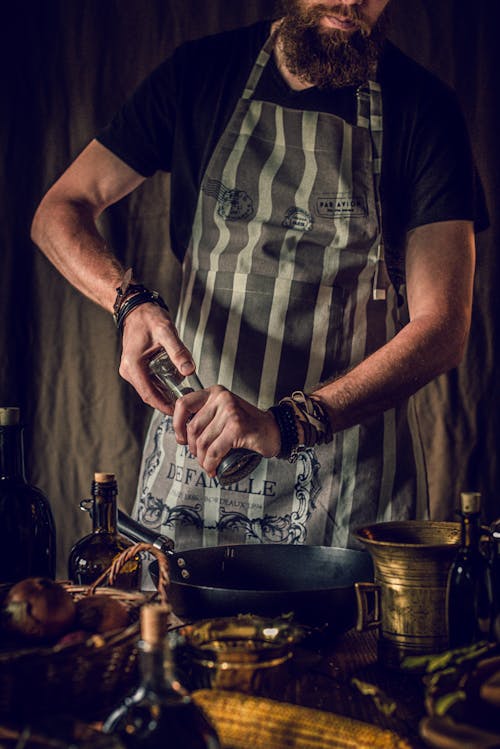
92;482;118;533
137;640;185;698
0;425;26;481
491;529;500;562
460;511;481;549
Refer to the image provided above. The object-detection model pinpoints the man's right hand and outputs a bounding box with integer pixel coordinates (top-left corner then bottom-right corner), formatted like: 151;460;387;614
119;301;195;414
29;138;197;415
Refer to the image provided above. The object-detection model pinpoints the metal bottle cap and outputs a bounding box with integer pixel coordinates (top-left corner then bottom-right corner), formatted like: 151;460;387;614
460;491;481;514
0;407;20;426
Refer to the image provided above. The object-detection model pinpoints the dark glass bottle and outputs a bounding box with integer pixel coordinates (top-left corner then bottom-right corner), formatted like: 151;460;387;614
102;604;221;749
68;472;141;589
488;520;500;642
0;406;56;584
148;350;262;487
446;491;491;648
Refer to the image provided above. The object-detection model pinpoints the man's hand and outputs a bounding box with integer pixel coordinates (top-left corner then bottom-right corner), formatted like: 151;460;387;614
172;386;281;477
119;302;195;414
120;302;282;471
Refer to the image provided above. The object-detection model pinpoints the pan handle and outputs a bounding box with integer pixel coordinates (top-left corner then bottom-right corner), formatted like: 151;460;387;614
354;581;381;632
117;509;175;555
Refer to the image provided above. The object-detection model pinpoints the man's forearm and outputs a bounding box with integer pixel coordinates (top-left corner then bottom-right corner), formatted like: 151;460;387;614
314;313;467;432
31;197;125;312
314;221;475;433
31;139;147;312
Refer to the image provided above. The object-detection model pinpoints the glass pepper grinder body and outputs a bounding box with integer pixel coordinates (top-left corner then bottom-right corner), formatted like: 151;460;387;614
148;350;262;487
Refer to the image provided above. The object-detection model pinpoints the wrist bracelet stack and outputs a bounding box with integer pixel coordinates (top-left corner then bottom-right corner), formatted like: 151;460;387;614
269;390;333;462
113;268;169;333
268;403;299;460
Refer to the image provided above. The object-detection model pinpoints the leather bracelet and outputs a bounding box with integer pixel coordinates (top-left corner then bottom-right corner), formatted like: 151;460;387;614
113;268;146;319
280;391;333;449
268;403;300;460
114;289;169;333
113;283;149;316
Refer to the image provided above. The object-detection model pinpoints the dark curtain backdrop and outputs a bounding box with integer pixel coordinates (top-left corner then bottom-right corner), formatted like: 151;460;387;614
2;0;499;576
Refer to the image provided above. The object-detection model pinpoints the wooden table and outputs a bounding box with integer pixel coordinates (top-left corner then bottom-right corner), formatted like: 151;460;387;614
276;628;427;748
0;625;428;749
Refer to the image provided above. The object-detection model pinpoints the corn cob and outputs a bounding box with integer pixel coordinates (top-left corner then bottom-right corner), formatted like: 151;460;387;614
193;689;413;749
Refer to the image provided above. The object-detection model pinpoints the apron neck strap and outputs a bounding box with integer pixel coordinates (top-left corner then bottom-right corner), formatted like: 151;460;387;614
242;34;275;101
357;81;387;300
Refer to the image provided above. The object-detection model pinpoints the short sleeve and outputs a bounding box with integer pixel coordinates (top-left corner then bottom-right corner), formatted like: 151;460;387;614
96;54;178;177
405;85;488;234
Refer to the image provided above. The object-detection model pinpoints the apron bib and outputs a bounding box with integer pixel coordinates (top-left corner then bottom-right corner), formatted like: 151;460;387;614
134;37;428;551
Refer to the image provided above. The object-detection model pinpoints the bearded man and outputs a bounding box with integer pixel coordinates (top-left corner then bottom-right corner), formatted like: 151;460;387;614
32;1;487;552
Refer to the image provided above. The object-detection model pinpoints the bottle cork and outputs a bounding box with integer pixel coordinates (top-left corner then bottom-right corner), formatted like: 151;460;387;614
140;604;171;646
460;491;481;514
0;407;20;426
94;472;116;483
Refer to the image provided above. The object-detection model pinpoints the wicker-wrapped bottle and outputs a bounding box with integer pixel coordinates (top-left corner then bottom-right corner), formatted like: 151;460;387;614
102;603;221;749
68;472;141;590
0;406;56;584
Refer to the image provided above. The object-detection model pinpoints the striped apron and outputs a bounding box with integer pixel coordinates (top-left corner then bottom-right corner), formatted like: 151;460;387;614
133;36;428;551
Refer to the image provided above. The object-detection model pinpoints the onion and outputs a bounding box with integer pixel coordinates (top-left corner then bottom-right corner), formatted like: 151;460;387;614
4;577;76;643
75;595;130;634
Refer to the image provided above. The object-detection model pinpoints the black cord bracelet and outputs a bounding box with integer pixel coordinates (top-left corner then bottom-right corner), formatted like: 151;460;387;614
268;403;300;460
113;283;149;318
114;289;169;333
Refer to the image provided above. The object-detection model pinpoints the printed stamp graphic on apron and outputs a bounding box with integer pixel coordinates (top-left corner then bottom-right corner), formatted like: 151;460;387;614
282;207;314;231
134;35;428;551
203;178;255;221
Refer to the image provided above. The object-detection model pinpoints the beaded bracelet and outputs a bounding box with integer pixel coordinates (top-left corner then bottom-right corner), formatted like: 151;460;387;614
269;391;333;463
268;403;299;460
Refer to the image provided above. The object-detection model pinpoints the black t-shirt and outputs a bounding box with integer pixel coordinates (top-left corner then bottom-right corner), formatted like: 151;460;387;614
97;19;488;288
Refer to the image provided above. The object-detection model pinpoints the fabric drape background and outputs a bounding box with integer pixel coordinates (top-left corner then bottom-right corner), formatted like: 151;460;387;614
2;0;498;576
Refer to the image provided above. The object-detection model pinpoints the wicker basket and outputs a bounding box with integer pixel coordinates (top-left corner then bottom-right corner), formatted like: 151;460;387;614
0;543;169;721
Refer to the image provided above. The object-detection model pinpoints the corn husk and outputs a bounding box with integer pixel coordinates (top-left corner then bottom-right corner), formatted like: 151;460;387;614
193;689;412;749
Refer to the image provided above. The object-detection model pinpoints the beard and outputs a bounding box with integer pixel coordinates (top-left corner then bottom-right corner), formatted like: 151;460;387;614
277;1;389;89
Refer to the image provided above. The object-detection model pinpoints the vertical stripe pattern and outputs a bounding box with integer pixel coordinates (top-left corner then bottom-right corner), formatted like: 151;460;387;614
133;36;427;551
